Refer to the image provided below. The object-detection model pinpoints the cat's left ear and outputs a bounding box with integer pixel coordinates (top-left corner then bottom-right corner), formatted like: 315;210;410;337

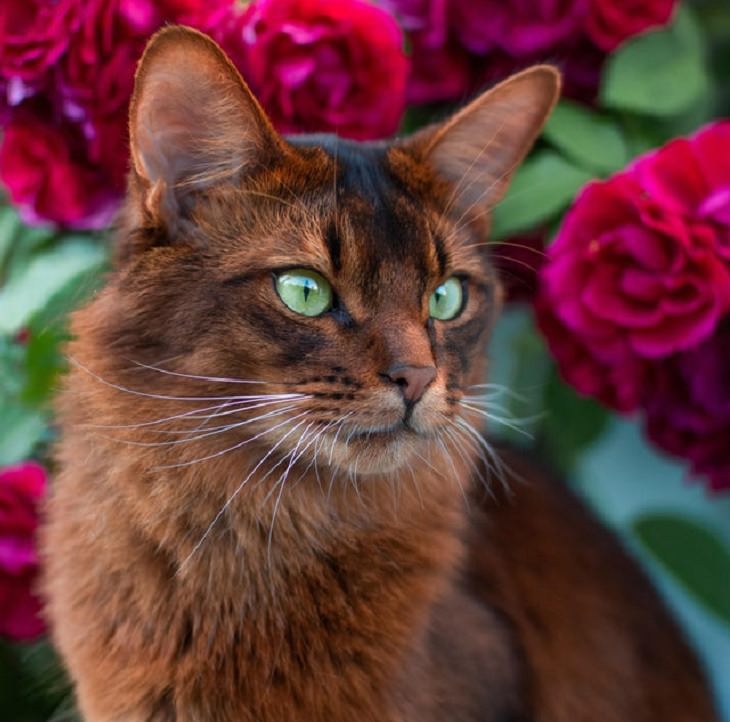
404;66;560;219
128;25;286;230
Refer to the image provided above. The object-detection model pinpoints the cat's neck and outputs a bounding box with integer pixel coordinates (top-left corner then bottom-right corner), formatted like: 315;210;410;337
140;450;469;719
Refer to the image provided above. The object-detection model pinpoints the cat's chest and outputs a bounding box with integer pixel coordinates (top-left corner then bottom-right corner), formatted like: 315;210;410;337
391;586;528;722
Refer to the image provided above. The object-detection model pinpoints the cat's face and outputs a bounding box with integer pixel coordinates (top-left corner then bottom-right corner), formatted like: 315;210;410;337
88;27;559;477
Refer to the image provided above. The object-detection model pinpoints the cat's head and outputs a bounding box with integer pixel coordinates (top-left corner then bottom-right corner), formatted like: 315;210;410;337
82;27;559;476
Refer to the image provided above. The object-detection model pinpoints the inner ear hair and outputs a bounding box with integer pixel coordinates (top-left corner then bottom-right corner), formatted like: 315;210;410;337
405;65;561;221
128;25;287;233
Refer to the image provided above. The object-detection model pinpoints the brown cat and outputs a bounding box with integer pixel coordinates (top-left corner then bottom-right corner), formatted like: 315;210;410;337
42;26;718;722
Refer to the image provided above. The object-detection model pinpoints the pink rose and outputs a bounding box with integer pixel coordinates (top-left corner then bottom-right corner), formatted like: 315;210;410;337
586;0;678;51
644;324;730;493
538;121;730;489
535;296;648;413
0;0;81;84
378;0;470;105
407;33;471;105
56;0;147;120
0;461;47;641
240;0;408;139
0;113;118;228
541;171;730;362
450;0;587;56
58;0;221;120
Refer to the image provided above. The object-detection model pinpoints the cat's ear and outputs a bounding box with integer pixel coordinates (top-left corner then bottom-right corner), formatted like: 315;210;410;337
128;25;285;228
405;65;560;218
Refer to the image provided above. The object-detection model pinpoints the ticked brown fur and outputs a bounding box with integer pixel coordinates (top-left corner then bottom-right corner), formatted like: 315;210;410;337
43;27;718;722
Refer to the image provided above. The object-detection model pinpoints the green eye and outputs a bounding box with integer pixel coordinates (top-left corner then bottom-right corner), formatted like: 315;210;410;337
275;269;333;317
429;277;464;321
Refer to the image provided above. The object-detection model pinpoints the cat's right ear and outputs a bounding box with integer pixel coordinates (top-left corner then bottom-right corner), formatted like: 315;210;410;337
128;26;285;232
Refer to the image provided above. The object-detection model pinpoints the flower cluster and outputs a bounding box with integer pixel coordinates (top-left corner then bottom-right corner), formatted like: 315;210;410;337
379;0;677;105
0;0;679;230
537;121;730;491
0;0;407;228
0;461;47;641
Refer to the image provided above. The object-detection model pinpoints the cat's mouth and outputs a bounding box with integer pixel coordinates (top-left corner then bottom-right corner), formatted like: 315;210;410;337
347;421;418;444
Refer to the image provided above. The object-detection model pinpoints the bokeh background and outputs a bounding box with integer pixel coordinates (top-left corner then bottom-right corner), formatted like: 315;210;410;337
0;1;729;719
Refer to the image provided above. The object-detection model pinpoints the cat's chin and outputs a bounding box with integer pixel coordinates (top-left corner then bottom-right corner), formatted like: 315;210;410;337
326;425;429;476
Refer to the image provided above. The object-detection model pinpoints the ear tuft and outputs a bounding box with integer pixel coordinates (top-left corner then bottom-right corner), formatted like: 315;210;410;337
409;65;561;219
129;26;283;227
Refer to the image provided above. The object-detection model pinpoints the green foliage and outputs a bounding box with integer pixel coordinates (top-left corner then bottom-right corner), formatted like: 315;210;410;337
0;639;71;722
0;208;108;466
539;367;610;474
601;6;709;116
0;236;106;336
633;513;730;625
544;100;630;175
491;150;594;240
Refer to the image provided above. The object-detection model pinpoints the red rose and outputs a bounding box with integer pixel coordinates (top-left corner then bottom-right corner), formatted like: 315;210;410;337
0;0;81;84
0;461;47;641
644;324;730;493
0;113;118;228
586;0;678;51
450;0;587;56
240;0;408;139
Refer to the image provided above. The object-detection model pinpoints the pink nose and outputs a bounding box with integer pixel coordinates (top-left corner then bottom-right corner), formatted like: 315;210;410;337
383;364;436;404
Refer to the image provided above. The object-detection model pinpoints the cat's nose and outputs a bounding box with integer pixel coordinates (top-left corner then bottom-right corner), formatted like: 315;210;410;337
383;364;436;404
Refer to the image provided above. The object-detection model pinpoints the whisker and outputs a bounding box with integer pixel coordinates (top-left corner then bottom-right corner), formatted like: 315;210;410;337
128;360;290;386
454;417;509;491
461;403;536;439
69;356;285;403
176;415;310;574
101;403;302;448
80;395;310;431
155;410;310;470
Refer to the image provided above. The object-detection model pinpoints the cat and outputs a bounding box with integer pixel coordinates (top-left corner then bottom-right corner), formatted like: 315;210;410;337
42;25;718;722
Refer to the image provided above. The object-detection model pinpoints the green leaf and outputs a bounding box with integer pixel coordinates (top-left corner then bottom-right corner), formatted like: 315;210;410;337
490;150;593;240
543;100;630;175
21;326;67;406
0;401;47;465
633;512;730;625
540;367;610;473
0;237;105;336
601;6;709;116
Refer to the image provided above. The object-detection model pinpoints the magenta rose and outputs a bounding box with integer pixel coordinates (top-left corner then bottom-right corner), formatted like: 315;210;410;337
0;0;81;85
0;114;118;228
58;0;224;120
0;461;47;641
586;0;677;51
541;170;730;363
535;296;648;412
377;0;470;105
644;324;730;493
450;0;587;56
240;0;408;139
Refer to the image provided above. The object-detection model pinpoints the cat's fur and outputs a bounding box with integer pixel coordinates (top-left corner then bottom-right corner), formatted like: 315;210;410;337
42;26;718;722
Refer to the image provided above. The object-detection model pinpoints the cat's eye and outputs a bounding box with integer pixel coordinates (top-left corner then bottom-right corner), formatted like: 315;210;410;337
275;269;333;317
429;277;464;321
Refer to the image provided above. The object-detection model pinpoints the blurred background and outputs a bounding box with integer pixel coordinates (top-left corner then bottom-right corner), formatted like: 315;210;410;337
0;0;728;719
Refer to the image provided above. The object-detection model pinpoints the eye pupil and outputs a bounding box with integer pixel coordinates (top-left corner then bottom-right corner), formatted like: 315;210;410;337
429;276;463;321
275;269;332;317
